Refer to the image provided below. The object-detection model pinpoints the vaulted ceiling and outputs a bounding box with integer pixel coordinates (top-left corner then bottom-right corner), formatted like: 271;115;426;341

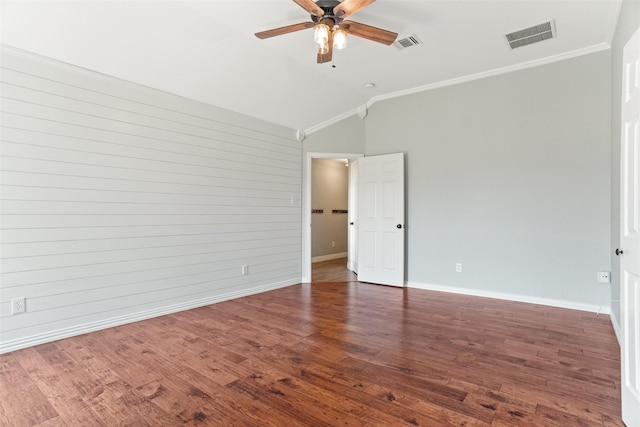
1;0;622;132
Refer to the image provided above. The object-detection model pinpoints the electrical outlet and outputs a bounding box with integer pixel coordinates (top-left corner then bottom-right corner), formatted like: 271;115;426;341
242;265;249;276
597;271;610;283
332;241;335;248
456;263;463;273
11;297;26;315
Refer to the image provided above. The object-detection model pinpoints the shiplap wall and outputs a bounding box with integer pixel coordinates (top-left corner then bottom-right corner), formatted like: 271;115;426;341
0;47;302;353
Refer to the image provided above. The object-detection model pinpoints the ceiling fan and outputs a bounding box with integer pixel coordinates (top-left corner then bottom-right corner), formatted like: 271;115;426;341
255;0;398;64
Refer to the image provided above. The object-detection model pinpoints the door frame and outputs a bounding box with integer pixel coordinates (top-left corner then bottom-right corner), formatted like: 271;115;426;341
302;152;363;283
347;158;359;273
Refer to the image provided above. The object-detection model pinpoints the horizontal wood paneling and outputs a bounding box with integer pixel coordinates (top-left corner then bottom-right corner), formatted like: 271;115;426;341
2;251;299;302
1;237;301;273
0;47;302;352
1;223;300;243
3;229;301;256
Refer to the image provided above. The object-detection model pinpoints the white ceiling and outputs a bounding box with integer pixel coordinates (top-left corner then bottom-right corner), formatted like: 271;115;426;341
1;0;622;132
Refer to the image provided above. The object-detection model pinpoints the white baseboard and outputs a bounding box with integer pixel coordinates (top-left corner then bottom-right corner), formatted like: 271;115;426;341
0;278;299;354
610;308;621;345
312;252;348;263
406;281;610;314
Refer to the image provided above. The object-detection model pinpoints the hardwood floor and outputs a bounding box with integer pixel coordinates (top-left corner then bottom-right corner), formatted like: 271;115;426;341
0;278;623;426
312;257;357;282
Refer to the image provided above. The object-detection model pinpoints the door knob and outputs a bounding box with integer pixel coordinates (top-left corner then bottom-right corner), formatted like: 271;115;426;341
397;224;402;229
616;248;624;256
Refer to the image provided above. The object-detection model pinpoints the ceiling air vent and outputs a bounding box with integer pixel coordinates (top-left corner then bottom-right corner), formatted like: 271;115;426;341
505;20;556;49
394;34;422;50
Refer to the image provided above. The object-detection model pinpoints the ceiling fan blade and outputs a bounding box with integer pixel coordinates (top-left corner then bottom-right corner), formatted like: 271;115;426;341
293;0;324;17
342;20;397;45
317;32;334;64
334;0;375;19
255;22;314;39
317;49;333;63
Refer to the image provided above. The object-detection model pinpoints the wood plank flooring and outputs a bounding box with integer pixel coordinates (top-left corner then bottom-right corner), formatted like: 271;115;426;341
312;257;357;282
0;276;623;426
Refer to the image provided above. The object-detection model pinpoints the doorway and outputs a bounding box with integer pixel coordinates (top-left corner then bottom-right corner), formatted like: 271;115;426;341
302;152;363;283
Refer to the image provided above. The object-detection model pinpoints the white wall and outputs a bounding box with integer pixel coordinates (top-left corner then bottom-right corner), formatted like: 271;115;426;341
365;50;612;311
303;115;365;156
0;47;301;353
609;0;640;334
311;159;348;259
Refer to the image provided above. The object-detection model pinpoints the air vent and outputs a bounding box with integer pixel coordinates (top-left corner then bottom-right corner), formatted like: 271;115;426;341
505;20;556;49
394;34;422;50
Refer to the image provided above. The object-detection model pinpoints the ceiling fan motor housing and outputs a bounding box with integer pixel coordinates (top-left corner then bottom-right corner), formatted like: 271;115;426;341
313;0;344;25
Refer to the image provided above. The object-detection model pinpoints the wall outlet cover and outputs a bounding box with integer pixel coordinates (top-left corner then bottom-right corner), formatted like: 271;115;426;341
597;271;610;283
11;297;26;315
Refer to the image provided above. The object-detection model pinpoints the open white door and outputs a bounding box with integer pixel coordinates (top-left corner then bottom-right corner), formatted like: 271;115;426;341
348;159;359;274
620;26;640;427
357;153;405;286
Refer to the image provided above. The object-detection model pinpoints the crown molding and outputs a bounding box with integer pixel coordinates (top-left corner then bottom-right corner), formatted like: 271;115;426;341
304;108;360;136
366;42;611;109
305;42;612;135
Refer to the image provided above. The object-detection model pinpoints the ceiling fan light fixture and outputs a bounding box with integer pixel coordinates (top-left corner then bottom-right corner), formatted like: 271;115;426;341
314;23;330;46
333;28;347;49
256;0;397;65
318;41;330;55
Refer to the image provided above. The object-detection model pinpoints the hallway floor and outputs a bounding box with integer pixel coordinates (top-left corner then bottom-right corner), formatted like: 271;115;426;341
312;257;357;282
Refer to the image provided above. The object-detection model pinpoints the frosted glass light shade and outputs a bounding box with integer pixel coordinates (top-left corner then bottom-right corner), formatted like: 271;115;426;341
333;29;347;49
314;24;329;46
318;41;329;54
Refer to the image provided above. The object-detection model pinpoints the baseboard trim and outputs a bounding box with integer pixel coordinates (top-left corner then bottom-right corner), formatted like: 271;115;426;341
406;281;610;314
610;309;621;345
312;252;348;263
0;278;299;354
